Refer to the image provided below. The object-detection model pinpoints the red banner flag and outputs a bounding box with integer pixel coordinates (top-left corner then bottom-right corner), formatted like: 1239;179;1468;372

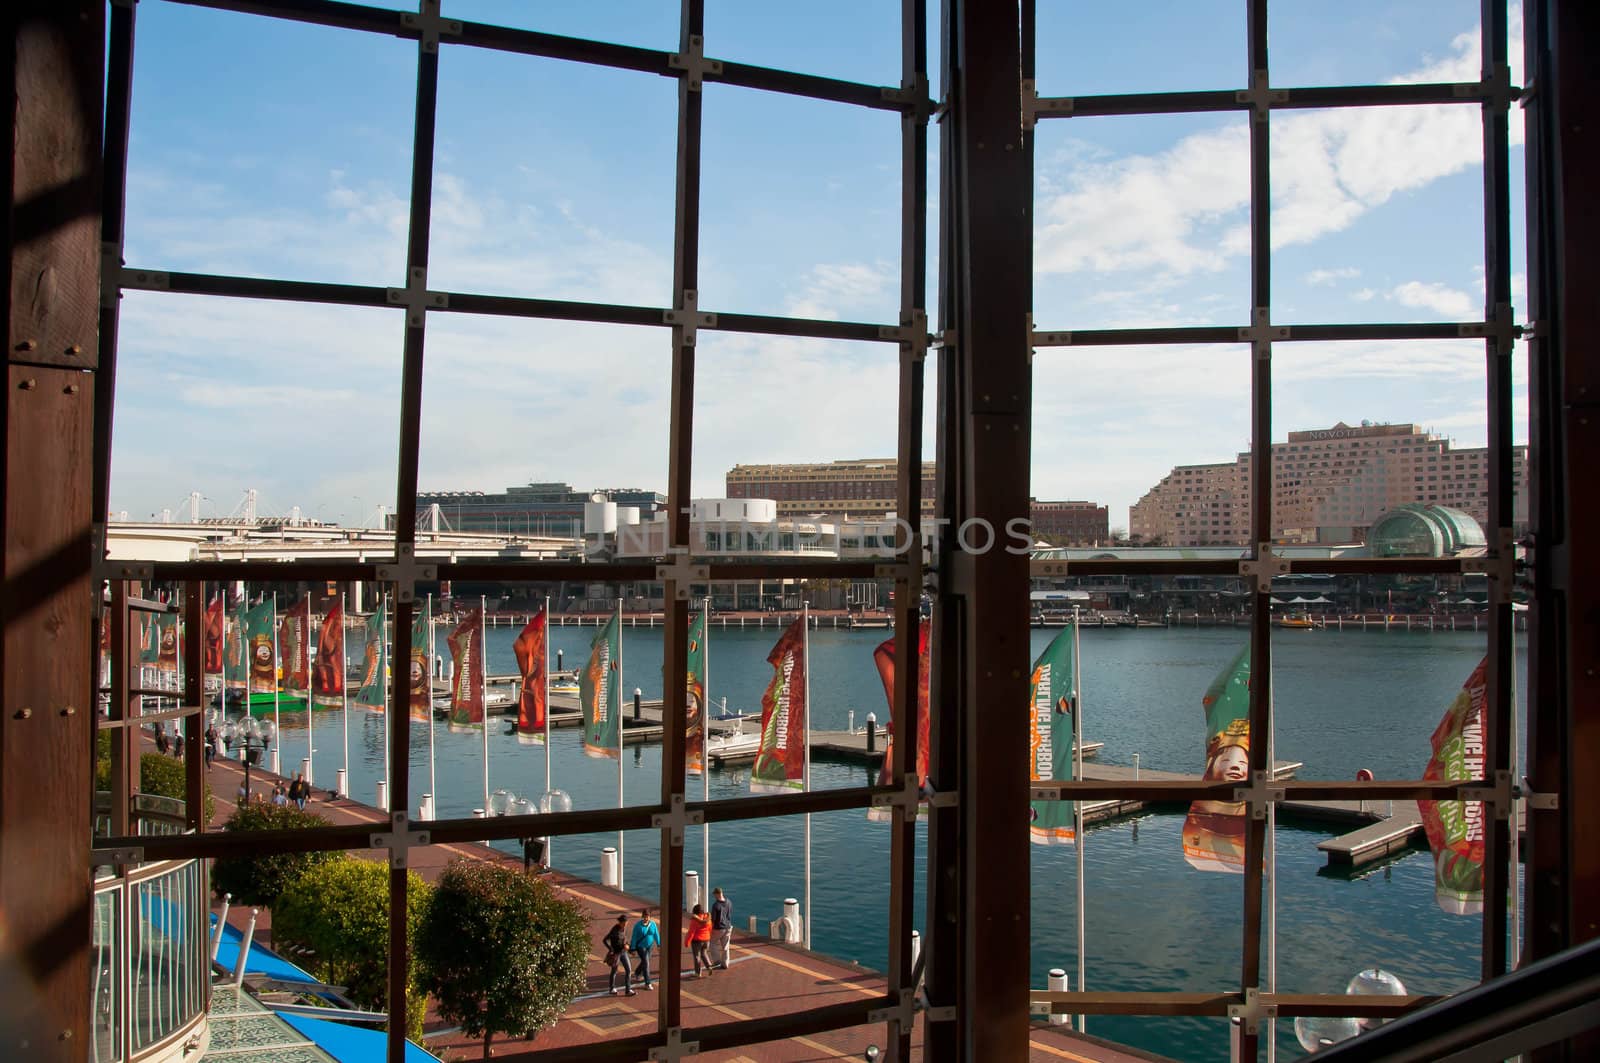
312;601;344;705
867;621;931;821
447;607;485;731
1419;657;1488;914
279;597;311;693
751;617;807;793
204;596;225;674
513;609;547;744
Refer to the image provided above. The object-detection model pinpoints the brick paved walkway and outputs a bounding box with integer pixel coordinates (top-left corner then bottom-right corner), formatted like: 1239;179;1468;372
191;743;1167;1062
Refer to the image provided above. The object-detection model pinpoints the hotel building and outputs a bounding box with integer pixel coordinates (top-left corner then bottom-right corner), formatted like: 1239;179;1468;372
725;459;937;519
1130;422;1529;547
1029;499;1111;545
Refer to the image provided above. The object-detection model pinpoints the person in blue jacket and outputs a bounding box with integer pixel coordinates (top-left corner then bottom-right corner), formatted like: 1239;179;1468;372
630;907;661;990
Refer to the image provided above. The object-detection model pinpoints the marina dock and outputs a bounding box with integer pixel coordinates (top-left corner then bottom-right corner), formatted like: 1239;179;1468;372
189;736;1158;1062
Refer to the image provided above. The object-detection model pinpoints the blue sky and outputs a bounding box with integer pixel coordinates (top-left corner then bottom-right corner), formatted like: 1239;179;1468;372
110;0;1525;531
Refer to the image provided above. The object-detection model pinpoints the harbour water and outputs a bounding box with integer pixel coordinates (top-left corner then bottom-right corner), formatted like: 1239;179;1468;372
254;623;1526;1061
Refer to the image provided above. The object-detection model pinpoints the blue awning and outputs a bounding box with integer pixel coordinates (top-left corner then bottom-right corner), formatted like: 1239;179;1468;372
211;918;318;985
280;1012;441;1062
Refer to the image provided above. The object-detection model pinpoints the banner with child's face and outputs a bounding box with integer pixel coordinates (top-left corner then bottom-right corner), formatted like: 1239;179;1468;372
1181;645;1251;873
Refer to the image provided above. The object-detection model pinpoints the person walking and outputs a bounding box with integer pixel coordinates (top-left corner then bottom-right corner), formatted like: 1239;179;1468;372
604;914;636;996
290;773;308;811
203;724;217;767
630;908;660;990
709;887;734;970
271;783;287;807
154;725;169;756
686;904;713;978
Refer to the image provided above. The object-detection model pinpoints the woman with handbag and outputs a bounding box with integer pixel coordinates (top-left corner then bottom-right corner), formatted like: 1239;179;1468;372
603;914;635;996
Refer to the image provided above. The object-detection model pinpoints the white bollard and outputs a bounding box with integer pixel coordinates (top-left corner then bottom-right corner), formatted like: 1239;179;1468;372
419;794;434;822
1048;968;1069;1026
782;898;803;944
1133;753;1140;780
848;709;855;734
335;768;348;798
911;930;921;974
233;909;259;987
376;779;388;811
473;808;485;819
685;870;700;912
301;756;313;788
211;893;232;963
601;847;619;887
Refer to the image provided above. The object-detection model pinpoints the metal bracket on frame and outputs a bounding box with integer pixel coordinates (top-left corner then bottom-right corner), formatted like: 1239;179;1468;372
1228;988;1278;1036
90;846;145;867
651;793;705;846
1236;70;1288;119
668;35;723;91
1462;769;1516;821
370;810;430;869
656;550;711;599
1032;559;1071;577
1523;785;1558;812
872;774;923;812
1021;79;1072;130
386;266;448;327
1234;770;1285;820
376;542;438;604
879;309;930;362
1488;302;1519;352
1460;532;1515;605
664;289;716;345
648;1027;700;1061
400;2;462;54
1238;545;1290;594
917;987;956;1023
97;558;154;583
868;987;917;1028
881;75;933;120
1033;330;1072;347
100;241;125;309
1238;307;1289;352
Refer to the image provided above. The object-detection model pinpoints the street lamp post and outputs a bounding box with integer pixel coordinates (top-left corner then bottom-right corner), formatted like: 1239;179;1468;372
223;716;276;802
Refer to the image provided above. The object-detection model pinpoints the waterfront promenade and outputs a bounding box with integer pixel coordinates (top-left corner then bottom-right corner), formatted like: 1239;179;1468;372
193;744;1165;1062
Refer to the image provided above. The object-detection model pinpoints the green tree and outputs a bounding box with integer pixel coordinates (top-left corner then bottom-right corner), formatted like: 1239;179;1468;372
415;861;590;1059
273;857;431;1041
210;803;338;906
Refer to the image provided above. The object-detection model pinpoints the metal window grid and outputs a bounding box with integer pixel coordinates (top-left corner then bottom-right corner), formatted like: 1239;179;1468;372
85;1;1524;1061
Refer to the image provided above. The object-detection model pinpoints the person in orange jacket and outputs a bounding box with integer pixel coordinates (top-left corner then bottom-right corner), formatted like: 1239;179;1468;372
685;903;713;977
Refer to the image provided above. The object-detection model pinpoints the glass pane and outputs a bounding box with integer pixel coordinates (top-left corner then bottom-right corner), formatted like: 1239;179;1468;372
1035;0;1244;97
125;4;413;285
1269;0;1482;89
91;887;121;1063
706;0;901;85
430;48;675;305
1035;114;1250;332
441;0;678;52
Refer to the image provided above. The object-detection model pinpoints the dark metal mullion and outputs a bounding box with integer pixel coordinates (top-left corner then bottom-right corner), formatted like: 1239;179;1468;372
655;0;705;1039
162;0;408;37
1240;2;1271;1060
709;59;911;113
886;2;928;1059
385;8;444;1057
1033;322;1489;346
1033;81;1491;121
126;272;390;309
93;0;136;527
1479;0;1515;982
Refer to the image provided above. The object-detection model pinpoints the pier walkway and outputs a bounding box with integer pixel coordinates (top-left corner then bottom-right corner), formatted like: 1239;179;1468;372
190;743;1163;1062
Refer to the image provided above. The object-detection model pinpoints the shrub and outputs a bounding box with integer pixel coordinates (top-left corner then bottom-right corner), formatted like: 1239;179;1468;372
94;741;215;823
209;803;337;906
415;861;590;1059
274;857;431;1041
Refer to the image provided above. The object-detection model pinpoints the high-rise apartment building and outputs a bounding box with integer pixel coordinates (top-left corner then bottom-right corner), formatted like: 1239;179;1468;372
1029;499;1110;545
1130;422;1529;547
725;459;937;519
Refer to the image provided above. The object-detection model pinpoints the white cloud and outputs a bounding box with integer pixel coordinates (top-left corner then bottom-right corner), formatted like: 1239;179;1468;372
1306;267;1360;285
1352;288;1376;302
1036;13;1523;278
1392;280;1477;319
785;261;896;320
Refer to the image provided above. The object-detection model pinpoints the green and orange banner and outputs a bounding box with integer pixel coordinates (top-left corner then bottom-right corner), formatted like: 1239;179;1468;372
244;600;276;694
1029;626;1077;846
1181;644;1251;873
408;602;431;722
687;609;708;776
355;602;386;713
867;621;930;822
581;613;621;758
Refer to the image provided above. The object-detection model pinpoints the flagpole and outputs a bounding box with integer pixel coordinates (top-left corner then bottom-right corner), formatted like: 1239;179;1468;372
1509;675;1521;969
1267;663;1278;1063
1073;606;1085;1033
219;592;227;733
271;593;281;775
380;594;389;804
341;589;349;789
428;594;436;807
703;595;711;893
481;593;489;813
616;596;624;891
543;595;552;864
305;596;314;786
803;600;812;950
